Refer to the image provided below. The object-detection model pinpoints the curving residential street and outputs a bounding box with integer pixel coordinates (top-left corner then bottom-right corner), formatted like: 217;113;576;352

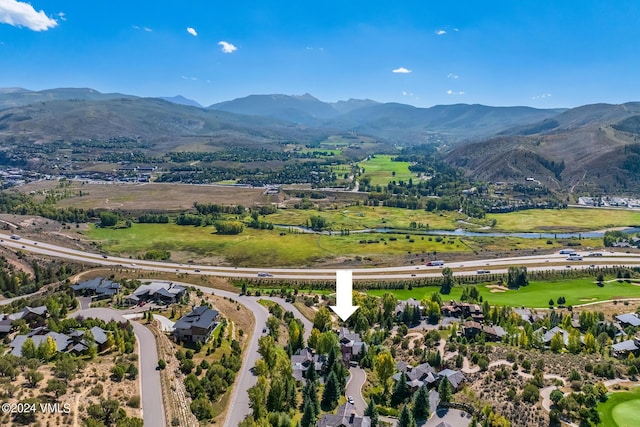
71;308;166;427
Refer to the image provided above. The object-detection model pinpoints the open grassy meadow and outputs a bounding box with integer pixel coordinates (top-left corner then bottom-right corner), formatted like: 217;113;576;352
358;155;415;186
487;208;640;233
267;205;463;231
85;223;474;266
598;388;640;427
367;277;640;308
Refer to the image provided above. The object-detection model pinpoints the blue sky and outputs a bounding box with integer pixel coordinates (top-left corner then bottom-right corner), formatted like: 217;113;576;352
0;0;639;108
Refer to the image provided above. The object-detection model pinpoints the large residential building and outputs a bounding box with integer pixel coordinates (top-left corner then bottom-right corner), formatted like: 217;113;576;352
71;278;121;299
125;281;186;305
174;306;219;342
338;328;366;362
317;402;371;427
10;326;110;356
291;347;326;382
0;305;48;334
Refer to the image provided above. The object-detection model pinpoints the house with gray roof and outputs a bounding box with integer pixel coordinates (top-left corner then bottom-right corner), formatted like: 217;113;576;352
438;368;466;390
9;325;111;356
316;402;370;427
394;298;423;316
393;361;438;386
174;306;219;342
612;335;640;357
7;305;48;322
616;313;640;328
338;328;367;363
291;347;326;382
534;326;570;346
126;281;186;305
71;278;121;299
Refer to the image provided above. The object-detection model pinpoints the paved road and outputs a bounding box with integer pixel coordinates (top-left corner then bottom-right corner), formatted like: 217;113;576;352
163;281;311;427
3;232;640;281
72;308;166;427
345;366;367;415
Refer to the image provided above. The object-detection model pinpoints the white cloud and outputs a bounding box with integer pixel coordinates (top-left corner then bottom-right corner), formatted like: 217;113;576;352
0;0;58;31
435;29;446;35
144;27;152;32
187;27;197;37
447;73;459;79
57;12;66;22
532;93;552;100
447;90;465;95
218;40;237;53
392;67;411;74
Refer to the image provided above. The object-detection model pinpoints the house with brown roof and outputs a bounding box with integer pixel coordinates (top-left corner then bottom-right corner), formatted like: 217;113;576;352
338;328;366;363
461;321;506;342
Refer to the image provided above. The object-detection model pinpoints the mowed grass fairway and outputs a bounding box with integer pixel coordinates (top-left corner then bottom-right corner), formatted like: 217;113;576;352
367;277;640;308
598;388;640;427
487;208;640;233
85;223;473;267
358;155;415;186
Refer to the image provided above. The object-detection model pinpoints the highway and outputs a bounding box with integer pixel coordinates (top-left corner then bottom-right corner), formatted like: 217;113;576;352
2;232;640;281
3;232;640;424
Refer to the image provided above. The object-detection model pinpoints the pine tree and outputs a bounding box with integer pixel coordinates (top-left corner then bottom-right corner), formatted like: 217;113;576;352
412;386;430;421
365;399;379;427
321;371;340;410
392;372;409;405
438;377;452;403
300;397;316;427
397;404;416;427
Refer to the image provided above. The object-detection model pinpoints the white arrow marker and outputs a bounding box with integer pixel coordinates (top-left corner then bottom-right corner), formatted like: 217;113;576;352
330;270;359;321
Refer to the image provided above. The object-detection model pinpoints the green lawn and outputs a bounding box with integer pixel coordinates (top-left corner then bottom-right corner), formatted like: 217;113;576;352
368;277;640;308
487;208;640;233
598;388;640;427
358;155;416;186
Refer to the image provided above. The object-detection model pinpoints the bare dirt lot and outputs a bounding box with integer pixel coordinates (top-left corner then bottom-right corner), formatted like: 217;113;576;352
18;181;277;212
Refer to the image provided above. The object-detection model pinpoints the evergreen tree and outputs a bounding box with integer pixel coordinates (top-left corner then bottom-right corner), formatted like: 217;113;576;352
392;372;410;405
397;404;416;427
438;377;452;403
321;371;340;410
412;386;430;421
365;399;379;427
300;397;316;427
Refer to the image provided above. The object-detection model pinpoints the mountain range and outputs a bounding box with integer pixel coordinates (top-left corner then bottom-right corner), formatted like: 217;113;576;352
1;87;639;192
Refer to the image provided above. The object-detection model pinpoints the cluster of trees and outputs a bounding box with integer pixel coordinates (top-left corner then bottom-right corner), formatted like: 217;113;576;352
214;220;245;235
549;381;608;426
159;161;337;187
182;336;243;421
84;398;143;427
506;266;529;289
0;191;93;223
137;213;169;223
307;215;329;231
